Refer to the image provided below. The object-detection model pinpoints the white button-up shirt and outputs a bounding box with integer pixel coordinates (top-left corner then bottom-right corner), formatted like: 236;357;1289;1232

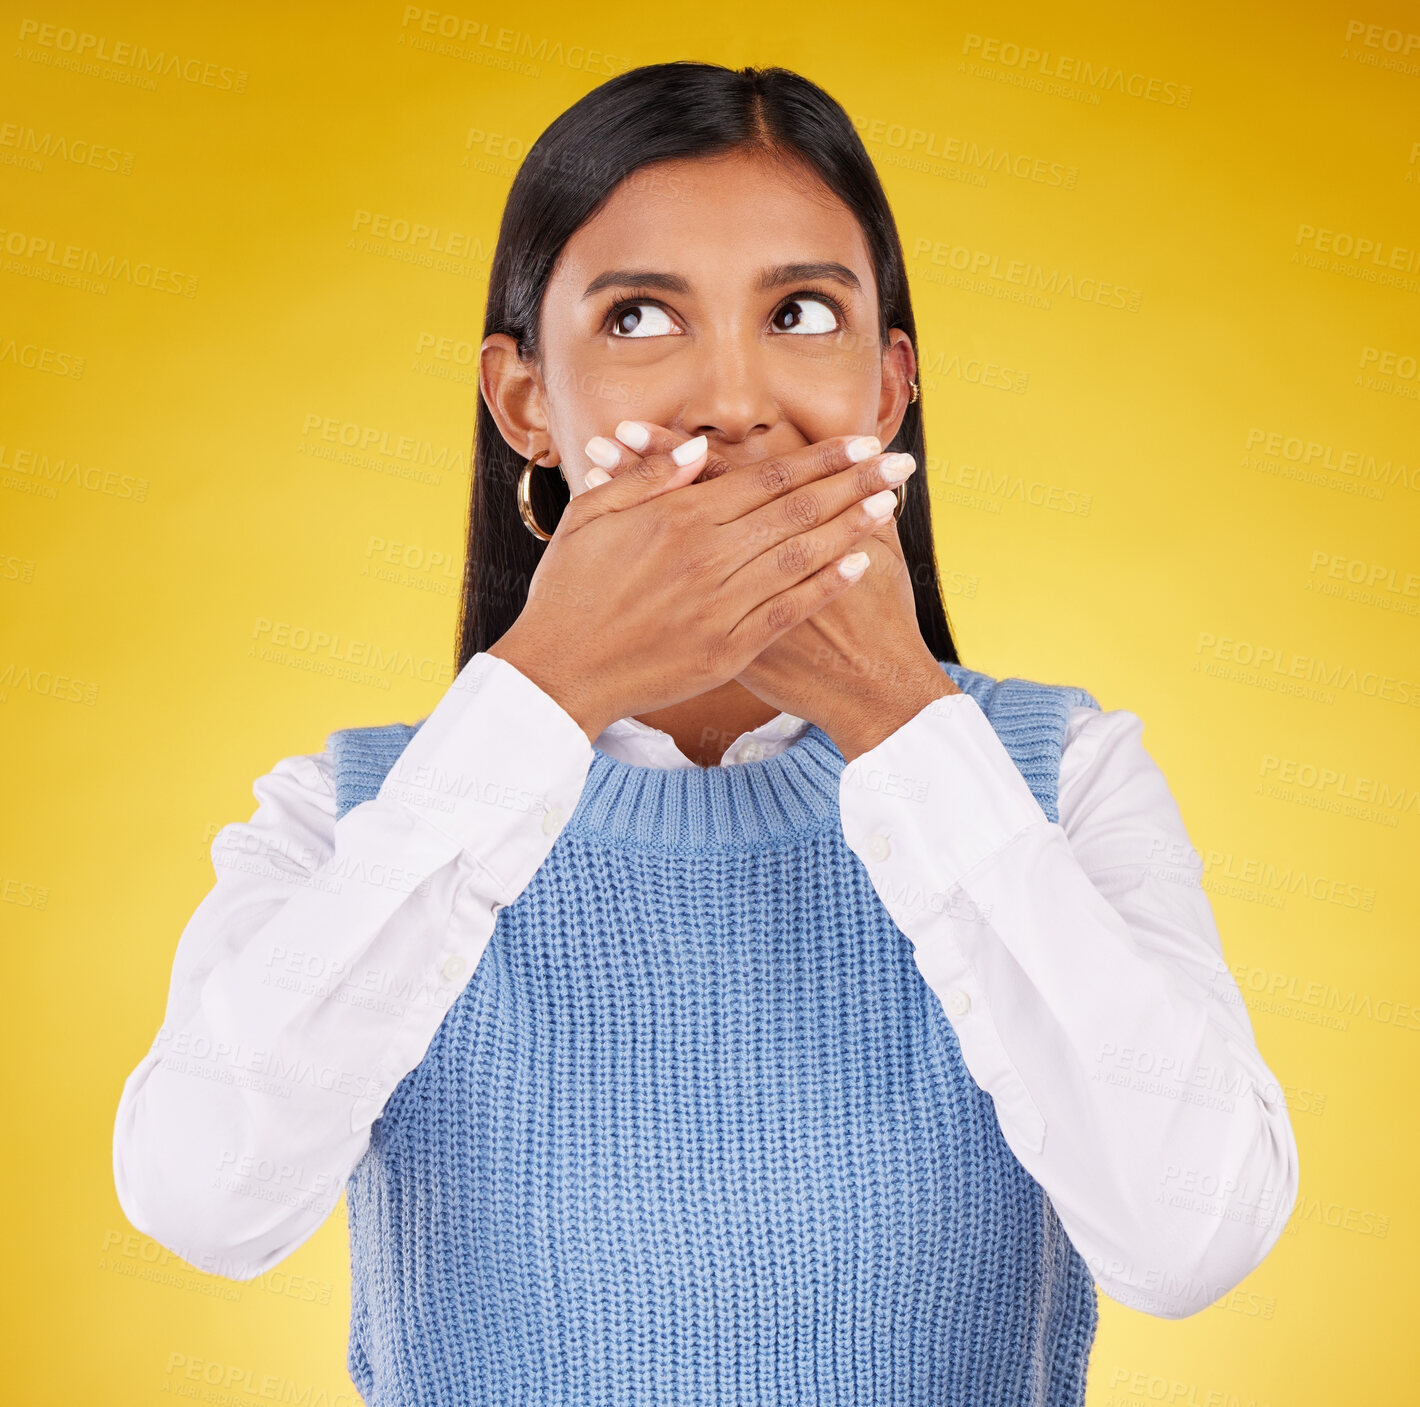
112;650;1299;1318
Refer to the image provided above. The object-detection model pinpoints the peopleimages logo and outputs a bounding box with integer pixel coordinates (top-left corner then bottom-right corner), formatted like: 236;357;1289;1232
1244;427;1416;493
1343;18;1420;58
398;7;624;76
960;32;1192;106
911;235;1143;313
1295;223;1420;274
0;121;135;175
14;18;248;92
0;226;198;296
851;114;1079;190
1194;630;1420;708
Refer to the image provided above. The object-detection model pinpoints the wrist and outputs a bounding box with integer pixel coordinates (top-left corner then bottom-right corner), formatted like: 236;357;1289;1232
824;655;960;765
487;631;614;746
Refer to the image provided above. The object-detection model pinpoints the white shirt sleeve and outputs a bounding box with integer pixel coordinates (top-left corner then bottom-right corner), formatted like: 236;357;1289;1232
112;651;594;1281
837;691;1301;1320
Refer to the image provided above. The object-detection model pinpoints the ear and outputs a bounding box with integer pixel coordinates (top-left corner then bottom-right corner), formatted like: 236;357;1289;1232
479;334;561;465
875;330;917;449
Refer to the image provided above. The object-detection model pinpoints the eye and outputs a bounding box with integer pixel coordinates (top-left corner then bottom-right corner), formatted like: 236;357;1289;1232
606;301;679;338
771;293;845;335
600;288;849;339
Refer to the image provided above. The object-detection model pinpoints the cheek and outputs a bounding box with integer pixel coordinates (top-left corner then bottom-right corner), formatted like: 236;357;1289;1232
782;340;882;416
550;348;656;435
784;376;881;440
542;398;616;494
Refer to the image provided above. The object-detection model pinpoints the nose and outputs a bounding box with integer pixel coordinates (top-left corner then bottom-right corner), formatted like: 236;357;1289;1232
680;337;778;463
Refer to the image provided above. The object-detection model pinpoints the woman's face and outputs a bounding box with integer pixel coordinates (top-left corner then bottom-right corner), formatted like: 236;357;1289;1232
483;147;916;493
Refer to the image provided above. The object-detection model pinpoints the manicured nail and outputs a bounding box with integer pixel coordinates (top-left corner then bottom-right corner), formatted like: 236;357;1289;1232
862;489;897;520
671;434;707;467
878;452;915;484
846;435;881;463
585;436;620;469
838;551;870;580
615;421;651;450
585;467;611;487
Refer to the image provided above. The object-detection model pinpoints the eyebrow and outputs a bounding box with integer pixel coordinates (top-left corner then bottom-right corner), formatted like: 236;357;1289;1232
582;260;863;299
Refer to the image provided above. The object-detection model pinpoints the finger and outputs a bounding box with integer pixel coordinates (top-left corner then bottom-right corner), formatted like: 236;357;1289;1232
611;420;681;457
724;477;898;602
579;422;678;481
612;420;738;485
581;421;687;481
714;449;913;579
728;545;875;656
569;433;710;524
695;433;891;522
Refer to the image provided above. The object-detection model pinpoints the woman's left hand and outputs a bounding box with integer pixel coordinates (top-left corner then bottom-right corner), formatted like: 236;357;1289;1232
589;421;958;761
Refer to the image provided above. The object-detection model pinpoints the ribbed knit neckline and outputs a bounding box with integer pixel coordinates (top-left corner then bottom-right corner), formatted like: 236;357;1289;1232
329;660;1099;845
567;723;846;851
563;660;983;851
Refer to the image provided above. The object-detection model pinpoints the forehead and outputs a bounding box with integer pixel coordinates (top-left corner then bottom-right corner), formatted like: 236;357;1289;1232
548;150;874;293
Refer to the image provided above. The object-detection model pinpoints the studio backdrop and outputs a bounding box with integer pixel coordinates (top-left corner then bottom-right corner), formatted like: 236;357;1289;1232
3;2;1417;1403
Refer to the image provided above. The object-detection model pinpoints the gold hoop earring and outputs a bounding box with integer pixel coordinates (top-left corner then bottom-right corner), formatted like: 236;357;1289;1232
908;378;919;404
892;482;905;521
517;452;566;541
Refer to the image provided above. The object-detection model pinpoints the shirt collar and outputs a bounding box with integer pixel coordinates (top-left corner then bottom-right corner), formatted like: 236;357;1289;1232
594;711;811;769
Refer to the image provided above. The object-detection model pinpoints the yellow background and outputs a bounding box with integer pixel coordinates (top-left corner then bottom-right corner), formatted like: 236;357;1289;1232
4;1;1417;1401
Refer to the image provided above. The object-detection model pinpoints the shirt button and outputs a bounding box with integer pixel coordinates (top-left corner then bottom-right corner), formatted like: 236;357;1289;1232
777;716;800;735
947;988;971;1016
866;833;891;862
541;803;565;836
441;954;466;981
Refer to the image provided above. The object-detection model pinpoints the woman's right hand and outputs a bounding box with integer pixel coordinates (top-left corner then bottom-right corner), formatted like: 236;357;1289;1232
486;432;917;741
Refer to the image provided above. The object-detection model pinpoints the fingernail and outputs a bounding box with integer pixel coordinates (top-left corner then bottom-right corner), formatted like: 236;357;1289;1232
846;435;881;463
878;452;916;484
862;489;897;520
838;551;870;580
585;467;611;487
585;436;620;469
671;434;707;467
615;421;651;450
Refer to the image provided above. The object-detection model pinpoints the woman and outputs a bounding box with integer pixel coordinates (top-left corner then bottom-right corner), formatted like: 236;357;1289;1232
114;61;1299;1405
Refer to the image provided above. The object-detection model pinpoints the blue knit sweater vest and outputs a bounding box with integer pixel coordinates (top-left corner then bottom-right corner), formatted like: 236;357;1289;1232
329;660;1102;1406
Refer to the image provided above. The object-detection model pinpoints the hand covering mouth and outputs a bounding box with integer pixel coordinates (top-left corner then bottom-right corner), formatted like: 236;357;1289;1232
692;459;736;484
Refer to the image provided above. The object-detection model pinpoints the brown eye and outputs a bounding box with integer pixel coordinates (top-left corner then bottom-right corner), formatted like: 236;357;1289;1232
773;296;841;334
608;302;677;338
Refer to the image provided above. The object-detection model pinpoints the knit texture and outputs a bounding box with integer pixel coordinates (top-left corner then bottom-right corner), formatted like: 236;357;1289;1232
331;660;1102;1405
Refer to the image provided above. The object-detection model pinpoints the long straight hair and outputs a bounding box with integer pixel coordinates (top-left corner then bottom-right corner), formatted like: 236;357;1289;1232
455;61;959;673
